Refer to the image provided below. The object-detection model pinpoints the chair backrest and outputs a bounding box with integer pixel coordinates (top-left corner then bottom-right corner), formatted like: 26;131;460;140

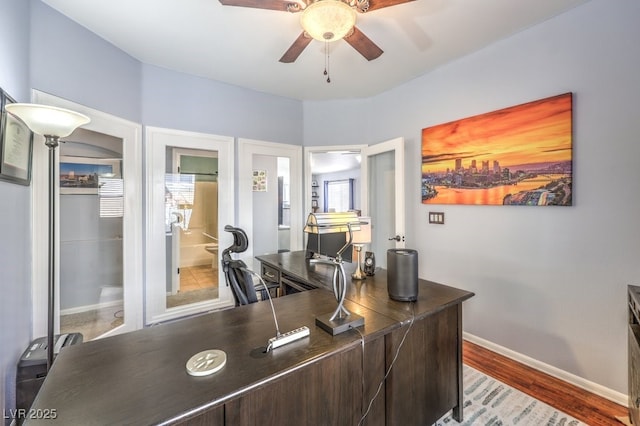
221;225;258;306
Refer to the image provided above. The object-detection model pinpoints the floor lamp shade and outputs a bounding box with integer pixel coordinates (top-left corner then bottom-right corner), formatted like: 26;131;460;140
5;103;90;373
5;104;90;137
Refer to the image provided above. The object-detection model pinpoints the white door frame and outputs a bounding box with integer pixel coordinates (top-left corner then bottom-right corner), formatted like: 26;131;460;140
238;138;303;268
31;90;144;338
145;126;234;324
361;137;406;249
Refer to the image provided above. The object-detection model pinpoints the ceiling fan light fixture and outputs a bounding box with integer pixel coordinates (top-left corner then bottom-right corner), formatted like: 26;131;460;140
301;0;356;42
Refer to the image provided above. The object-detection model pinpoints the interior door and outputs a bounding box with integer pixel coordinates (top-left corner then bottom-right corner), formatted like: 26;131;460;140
361;137;406;268
145;127;234;324
168;149;219;297
237;139;303;270
31;90;143;340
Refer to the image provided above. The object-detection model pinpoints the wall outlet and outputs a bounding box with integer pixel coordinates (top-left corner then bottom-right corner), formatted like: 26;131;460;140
428;212;445;224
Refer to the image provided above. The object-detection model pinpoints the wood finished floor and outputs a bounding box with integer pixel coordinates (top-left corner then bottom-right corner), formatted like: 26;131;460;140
463;340;628;426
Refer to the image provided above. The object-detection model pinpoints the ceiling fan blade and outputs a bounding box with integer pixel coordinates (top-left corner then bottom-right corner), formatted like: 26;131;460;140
279;32;312;63
360;0;416;12
218;0;302;12
344;27;383;61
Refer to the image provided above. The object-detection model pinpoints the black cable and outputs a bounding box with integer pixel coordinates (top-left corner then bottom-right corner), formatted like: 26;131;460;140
358;302;416;426
351;325;367;414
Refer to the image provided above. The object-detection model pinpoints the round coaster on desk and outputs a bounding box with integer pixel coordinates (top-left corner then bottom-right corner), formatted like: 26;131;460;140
186;349;227;376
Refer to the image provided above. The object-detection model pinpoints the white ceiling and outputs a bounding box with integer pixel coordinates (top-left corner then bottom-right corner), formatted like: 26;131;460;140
41;0;589;101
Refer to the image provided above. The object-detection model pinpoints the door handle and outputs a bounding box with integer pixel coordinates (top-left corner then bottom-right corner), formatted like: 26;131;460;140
388;235;404;242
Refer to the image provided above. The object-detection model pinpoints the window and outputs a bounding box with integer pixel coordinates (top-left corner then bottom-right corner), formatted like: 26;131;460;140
164;173;195;232
324;179;354;212
98;177;124;218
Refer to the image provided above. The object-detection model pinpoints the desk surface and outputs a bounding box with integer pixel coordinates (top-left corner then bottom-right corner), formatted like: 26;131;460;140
27;290;396;425
28;251;474;425
257;251;474;323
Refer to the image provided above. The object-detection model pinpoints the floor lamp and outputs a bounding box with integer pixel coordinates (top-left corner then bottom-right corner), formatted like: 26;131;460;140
5;104;90;371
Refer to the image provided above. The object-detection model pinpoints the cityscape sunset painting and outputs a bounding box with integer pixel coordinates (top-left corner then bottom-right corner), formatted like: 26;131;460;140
421;93;573;206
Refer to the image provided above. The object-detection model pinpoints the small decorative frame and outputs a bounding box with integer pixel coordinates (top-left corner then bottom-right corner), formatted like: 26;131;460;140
312;199;318;208
252;169;267;192
0;90;34;186
59;156;121;194
312;191;318;197
311;180;318;187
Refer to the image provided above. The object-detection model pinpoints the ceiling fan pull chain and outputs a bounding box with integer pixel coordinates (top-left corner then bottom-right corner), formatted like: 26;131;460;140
324;40;331;83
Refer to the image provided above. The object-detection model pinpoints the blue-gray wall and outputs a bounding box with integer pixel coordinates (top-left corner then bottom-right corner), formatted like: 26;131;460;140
142;65;302;145
303;0;640;395
0;0;33;420
30;0;141;122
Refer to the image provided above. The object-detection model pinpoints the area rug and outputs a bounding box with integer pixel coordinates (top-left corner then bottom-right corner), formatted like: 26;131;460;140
435;365;587;426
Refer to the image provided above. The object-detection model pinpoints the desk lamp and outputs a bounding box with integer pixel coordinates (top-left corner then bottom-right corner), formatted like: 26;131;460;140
5;103;90;371
350;216;371;280
304;211;365;335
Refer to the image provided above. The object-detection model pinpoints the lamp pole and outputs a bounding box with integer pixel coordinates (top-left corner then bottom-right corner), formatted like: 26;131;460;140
45;135;59;371
5;103;90;371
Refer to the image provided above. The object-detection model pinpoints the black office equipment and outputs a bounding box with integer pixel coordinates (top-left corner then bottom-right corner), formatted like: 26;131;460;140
363;251;376;276
305;232;353;262
387;249;419;301
221;225;279;306
16;333;83;414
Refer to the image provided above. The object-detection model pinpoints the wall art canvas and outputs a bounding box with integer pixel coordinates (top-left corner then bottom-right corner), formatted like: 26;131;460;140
60;156;121;194
421;93;573;206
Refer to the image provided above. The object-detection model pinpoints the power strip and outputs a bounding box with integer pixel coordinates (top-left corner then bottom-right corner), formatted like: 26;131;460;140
266;326;310;351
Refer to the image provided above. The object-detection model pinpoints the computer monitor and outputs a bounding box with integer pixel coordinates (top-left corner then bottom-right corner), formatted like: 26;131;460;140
306;232;353;263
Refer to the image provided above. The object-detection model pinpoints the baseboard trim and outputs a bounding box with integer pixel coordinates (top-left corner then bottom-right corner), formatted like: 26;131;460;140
60;299;123;316
464;332;628;407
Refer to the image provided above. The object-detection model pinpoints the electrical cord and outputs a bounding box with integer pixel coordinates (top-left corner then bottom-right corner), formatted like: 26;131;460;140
351;325;367;414
357;301;416;426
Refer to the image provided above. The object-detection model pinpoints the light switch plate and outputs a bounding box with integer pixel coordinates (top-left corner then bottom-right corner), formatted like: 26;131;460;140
428;212;445;224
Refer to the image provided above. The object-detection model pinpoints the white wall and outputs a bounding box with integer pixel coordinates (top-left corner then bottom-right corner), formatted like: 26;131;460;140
304;0;640;396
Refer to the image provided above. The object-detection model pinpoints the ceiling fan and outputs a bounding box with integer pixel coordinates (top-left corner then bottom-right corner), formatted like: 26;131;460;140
218;0;416;63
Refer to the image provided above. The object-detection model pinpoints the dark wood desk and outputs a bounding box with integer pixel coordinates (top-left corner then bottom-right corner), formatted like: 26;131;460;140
27;251;473;425
257;251;474;425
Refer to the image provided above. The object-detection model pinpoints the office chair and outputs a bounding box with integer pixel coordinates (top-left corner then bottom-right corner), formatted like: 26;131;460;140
221;225;279;306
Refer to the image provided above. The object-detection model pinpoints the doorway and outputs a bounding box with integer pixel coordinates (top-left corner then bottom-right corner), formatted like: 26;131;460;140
31;90;143;340
145;127;234;324
166;149;219;309
237;138;303;270
57;130;126;341
305;138;405;270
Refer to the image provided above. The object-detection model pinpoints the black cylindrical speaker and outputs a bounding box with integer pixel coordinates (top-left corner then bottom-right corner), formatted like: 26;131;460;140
387;249;419;301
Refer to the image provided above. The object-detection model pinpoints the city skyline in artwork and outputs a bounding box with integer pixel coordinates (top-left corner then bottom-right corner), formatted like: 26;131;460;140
421;93;573;206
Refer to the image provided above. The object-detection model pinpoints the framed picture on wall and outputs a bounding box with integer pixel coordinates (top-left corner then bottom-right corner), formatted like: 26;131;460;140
312;199;318;208
252;169;267;192
0;90;34;186
59;155;121;194
421;92;573;206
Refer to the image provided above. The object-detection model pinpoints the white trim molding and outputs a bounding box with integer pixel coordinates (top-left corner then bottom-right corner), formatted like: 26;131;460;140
464;332;628;406
31;90;143;338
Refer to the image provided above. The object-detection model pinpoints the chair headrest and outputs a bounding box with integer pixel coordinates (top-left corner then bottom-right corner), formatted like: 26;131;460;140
223;225;248;254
